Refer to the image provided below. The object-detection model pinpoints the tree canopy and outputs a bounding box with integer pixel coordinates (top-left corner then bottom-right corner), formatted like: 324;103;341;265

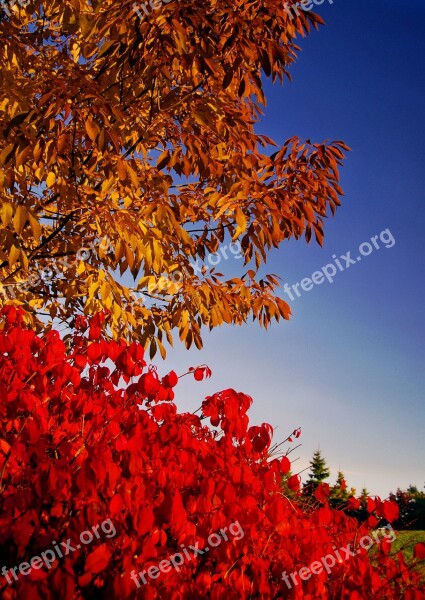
0;0;348;356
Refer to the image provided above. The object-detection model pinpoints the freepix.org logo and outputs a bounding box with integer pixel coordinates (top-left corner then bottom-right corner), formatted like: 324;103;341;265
132;0;173;22
1;519;116;585
284;0;334;20
130;521;244;587
282;228;395;302
282;524;396;589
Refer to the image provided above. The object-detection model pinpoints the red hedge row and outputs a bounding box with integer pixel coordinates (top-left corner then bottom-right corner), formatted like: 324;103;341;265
0;307;424;599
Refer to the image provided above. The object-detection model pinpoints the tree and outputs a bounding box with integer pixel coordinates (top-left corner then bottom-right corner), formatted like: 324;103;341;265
1;308;423;599
360;487;369;500
330;470;349;502
0;0;349;356
329;471;359;512
303;449;330;494
390;486;425;530
407;484;424;496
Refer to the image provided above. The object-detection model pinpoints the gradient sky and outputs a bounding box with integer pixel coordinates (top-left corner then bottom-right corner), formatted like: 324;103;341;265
153;0;425;498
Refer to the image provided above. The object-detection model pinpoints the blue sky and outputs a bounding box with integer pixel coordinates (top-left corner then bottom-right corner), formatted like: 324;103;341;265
157;0;425;498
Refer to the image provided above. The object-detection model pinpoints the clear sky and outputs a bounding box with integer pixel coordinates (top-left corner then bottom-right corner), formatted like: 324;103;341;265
156;0;425;498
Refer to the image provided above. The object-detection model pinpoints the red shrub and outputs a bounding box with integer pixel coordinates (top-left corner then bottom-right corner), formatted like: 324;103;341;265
0;308;423;599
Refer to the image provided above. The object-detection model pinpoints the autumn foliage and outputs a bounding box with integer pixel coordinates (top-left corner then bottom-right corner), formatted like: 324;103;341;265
1;1;423;598
0;0;349;356
1;308;424;599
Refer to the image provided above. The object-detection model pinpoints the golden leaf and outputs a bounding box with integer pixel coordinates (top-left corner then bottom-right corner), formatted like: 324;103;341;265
46;172;56;187
8;245;20;267
13;205;27;235
1;203;14;227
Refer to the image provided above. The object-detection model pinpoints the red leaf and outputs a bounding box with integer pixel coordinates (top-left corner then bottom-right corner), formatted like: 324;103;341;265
0;439;11;455
414;543;425;560
74;354;87;369
318;504;332;525
163;370;178;388
194;367;204;381
138;371;160;396
87;342;102;362
383;500;399;523
280;456;291;474
109;494;125;515
287;475;300;491
347;497;361;511
85;544;111;574
192;365;212;381
89;325;102;340
314;483;330;504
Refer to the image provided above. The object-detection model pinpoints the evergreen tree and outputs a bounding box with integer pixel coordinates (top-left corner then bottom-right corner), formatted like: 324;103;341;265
331;470;350;502
329;470;358;508
335;471;346;488
303;449;330;495
308;449;331;483
407;484;422;495
360;487;369;501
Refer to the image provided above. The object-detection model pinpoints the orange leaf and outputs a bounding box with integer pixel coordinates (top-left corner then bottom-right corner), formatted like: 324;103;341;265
85;117;100;142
